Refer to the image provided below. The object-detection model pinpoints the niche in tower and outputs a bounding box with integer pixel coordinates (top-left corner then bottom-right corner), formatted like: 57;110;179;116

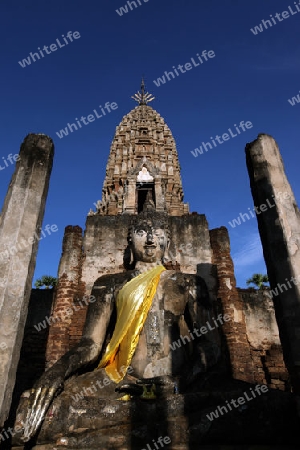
136;182;156;213
136;166;155;213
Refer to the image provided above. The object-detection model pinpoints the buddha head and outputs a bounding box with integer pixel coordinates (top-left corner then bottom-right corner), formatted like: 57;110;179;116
128;213;170;265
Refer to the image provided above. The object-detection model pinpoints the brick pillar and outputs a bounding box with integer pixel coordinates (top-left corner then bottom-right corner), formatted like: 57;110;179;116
210;227;255;383
0;134;54;426
68;298;89;347
45;226;83;368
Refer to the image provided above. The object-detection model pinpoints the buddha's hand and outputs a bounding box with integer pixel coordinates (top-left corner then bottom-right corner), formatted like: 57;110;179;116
14;366;65;442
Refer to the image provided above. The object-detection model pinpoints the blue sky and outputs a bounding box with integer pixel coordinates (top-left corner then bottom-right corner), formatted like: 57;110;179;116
0;0;299;288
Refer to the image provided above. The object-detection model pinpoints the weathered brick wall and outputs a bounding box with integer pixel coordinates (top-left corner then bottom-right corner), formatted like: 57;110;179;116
45;226;84;368
4;288;54;439
14;289;54;392
68;297;89;347
81;215;132;294
210;227;256;384
239;288;289;390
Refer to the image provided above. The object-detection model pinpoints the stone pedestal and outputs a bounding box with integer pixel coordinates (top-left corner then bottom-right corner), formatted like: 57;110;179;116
12;371;299;449
0;134;54;427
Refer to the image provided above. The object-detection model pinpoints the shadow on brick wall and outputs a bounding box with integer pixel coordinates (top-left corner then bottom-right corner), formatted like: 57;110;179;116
0;288;54;450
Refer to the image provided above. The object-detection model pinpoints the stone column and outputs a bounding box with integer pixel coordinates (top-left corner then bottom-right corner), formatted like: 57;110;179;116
210;227;256;383
246;134;300;394
0;134;54;427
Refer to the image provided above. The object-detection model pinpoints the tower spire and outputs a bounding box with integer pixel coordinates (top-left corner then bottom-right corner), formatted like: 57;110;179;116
94;87;189;216
131;77;155;105
140;77;146;103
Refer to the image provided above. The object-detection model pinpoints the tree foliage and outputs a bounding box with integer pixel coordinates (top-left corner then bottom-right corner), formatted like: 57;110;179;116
246;273;269;290
34;275;57;289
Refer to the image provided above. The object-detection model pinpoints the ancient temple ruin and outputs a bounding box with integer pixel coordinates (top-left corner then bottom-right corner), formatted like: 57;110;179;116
4;83;298;449
44;82;287;387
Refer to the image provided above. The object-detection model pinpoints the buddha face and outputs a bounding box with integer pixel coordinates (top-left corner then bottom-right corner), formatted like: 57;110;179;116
131;224;168;263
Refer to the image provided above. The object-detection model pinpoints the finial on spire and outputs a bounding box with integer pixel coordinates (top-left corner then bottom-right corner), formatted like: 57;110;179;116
131;77;155;105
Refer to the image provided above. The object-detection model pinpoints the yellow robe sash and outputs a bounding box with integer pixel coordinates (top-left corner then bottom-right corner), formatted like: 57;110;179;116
98;265;166;383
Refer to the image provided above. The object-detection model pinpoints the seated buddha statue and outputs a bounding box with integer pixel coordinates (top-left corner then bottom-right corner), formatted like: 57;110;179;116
15;210;219;443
